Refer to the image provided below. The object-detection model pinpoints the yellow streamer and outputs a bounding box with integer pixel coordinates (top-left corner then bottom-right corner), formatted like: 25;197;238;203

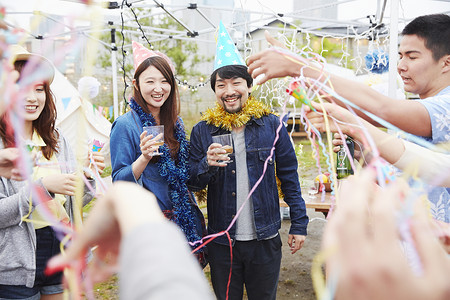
311;246;337;300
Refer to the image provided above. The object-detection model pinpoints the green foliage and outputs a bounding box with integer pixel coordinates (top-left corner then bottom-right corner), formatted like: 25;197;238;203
101;166;112;178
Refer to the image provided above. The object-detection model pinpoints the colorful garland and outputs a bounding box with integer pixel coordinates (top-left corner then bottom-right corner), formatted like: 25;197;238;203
365;49;389;74
129;99;203;252
201;96;273;131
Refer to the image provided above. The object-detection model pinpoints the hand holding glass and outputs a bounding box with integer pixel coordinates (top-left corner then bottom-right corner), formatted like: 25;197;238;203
212;134;233;163
143;125;164;156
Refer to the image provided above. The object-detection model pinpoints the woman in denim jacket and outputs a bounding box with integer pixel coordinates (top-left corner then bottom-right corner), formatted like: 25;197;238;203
109;42;206;266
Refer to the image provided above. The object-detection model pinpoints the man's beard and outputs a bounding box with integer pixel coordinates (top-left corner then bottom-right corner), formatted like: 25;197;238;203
221;94;242;114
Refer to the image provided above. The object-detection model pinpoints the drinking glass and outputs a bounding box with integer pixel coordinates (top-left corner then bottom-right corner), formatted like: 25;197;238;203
307;185;318;199
212;133;233;163
143;125;164;156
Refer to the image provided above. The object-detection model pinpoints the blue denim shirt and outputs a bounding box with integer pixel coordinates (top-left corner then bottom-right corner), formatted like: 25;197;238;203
188;114;308;245
416;85;450;222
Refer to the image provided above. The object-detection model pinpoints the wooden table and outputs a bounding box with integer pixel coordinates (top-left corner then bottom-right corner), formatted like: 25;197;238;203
280;191;334;214
304;192;334;213
285;118;308;139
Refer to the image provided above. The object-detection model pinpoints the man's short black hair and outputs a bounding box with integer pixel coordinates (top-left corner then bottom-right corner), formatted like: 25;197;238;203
210;65;253;92
401;13;450;61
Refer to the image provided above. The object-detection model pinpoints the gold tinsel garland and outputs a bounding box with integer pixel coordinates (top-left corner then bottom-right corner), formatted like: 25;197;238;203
201;96;274;131
194;96;285;204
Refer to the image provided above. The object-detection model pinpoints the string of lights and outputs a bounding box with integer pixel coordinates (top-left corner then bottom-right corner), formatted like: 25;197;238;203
120;0;130;103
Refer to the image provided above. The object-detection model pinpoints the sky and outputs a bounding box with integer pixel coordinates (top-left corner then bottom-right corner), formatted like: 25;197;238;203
236;0;450;21
4;0;450;31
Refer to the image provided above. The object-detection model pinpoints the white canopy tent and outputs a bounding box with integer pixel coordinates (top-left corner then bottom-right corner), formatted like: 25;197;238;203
5;0;450;118
50;68;111;161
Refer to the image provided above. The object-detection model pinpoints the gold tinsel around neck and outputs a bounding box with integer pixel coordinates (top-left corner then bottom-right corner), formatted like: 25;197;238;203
201;96;274;131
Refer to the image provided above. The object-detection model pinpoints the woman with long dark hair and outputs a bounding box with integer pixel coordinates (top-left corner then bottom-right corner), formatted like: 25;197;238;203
0;45;105;299
110;42;206;266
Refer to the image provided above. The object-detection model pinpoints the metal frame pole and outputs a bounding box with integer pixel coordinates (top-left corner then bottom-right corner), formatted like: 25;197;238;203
111;26;119;120
388;0;399;99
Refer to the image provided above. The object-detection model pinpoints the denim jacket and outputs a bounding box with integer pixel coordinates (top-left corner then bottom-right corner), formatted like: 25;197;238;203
188;114;308;245
110;111;172;210
110;111;208;248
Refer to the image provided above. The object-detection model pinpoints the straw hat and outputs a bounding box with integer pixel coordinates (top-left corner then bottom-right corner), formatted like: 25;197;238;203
9;44;55;84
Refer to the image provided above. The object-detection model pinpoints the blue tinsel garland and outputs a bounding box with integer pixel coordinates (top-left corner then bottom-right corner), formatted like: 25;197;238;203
365;49;389;74
129;99;202;251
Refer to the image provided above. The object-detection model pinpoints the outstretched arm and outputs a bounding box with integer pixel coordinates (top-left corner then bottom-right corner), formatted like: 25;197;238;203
247;33;432;137
46;182;214;300
305;102;450;186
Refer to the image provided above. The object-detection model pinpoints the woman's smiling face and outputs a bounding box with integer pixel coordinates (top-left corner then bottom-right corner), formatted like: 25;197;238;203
23;81;46;123
136;65;172;115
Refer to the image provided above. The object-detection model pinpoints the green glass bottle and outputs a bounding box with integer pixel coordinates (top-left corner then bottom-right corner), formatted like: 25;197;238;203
336;137;354;179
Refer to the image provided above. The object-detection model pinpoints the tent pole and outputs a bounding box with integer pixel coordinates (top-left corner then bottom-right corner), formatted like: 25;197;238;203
388;0;399;99
111;27;119;120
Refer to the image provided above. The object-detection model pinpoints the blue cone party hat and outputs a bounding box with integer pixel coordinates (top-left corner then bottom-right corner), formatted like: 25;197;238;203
213;21;246;71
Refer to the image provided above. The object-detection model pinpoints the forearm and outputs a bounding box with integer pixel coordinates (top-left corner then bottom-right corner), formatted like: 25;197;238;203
120;221;213;300
0;182;35;228
131;155;150;180
394;141;450;187
111;150;141;184
110;117;144;183
109;182;164;235
188;157;217;190
347;117;405;164
188;125;218;190
307;66;432;137
303;67;389;126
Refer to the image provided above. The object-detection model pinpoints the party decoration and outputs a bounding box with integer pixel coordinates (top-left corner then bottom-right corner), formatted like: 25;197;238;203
201;96;273;131
287;80;316;111
365;49;389;74
132;41;175;73
61;97;71;110
213;20;246;71
78;76;100;99
91;139;104;152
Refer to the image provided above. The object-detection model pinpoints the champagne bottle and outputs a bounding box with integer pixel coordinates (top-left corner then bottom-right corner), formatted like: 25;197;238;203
336;137;354;179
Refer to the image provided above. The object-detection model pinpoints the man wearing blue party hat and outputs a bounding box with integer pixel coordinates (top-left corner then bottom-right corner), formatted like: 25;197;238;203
188;21;308;300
